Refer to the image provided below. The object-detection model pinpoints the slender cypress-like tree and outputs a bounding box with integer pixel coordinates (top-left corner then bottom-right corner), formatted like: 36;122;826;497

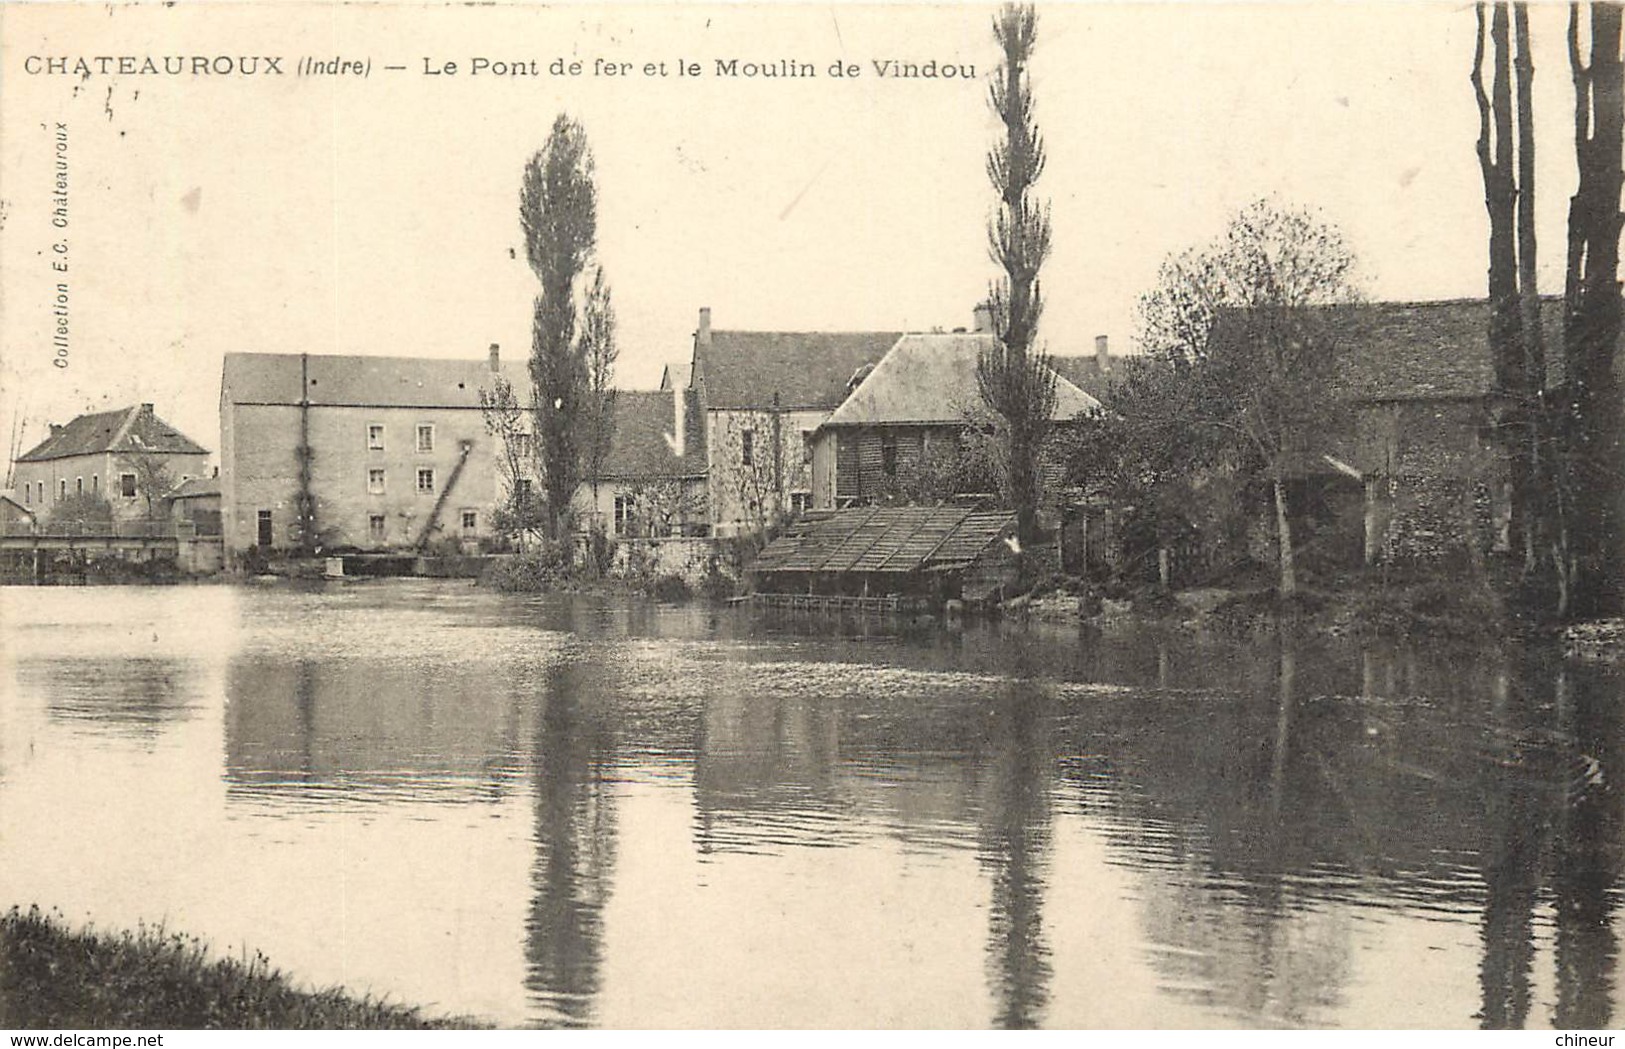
977;2;1056;548
522;115;600;541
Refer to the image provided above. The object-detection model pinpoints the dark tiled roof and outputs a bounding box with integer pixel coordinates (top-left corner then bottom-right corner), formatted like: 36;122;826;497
17;405;209;462
1213;298;1569;404
753;505;1016;575
823;334;1100;427
699;331;904;411
222;352;531;408
167;477;221;500
1048;355;1125;404
599;390;706;480
1328;299;1564;401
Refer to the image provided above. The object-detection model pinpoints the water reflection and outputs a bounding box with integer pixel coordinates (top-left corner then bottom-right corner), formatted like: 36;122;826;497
1551;662;1624;1030
19;658;203;736
976;678;1052;1029
525;651;619;1028
5;584;1625;1029
224;655;531;802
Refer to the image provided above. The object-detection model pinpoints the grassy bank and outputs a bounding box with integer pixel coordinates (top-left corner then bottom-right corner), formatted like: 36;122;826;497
0;907;481;1030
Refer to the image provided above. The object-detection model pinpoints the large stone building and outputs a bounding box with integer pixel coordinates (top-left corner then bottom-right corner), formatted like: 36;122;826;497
683;307;901;537
219;347;525;560
11;403;210;523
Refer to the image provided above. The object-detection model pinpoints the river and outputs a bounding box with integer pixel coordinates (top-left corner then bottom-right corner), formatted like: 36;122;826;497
0;580;1620;1028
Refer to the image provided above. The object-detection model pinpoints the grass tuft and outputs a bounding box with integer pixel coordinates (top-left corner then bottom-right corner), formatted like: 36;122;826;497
0;906;484;1030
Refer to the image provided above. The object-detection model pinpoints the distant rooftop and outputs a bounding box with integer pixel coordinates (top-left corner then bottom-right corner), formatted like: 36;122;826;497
17;404;209;463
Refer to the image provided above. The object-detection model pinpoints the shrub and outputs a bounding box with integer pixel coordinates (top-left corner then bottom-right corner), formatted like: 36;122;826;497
481;539;572;592
648;573;692;603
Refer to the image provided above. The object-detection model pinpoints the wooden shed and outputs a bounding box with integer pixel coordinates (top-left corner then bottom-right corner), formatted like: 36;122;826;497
749;505;1019;610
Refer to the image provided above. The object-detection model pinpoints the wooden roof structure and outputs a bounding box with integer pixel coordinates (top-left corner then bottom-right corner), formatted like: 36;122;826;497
753;505;1016;576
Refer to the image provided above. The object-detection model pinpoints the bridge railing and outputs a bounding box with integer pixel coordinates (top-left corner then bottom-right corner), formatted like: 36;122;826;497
2;519;183;539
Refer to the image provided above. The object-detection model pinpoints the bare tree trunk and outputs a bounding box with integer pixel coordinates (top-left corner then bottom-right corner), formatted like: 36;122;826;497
1477;2;1532;570
1564;1;1625;618
1273;477;1297;597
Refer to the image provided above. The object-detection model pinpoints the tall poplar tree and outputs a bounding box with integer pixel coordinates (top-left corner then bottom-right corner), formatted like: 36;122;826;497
977;2;1057;548
522;114;601;541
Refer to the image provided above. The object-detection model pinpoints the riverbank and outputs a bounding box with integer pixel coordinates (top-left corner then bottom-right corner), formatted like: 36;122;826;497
1011;573;1625;652
0;907;481;1029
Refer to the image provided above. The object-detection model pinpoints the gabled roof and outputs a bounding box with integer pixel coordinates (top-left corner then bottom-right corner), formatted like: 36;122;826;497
1049;355;1125;404
658;359;691;392
222;352;531;409
0;491;34;517
17;404;209;462
752;505;1017;575
698;331;904;411
166;477;221;500
599;390;706;480
822;333;1101;428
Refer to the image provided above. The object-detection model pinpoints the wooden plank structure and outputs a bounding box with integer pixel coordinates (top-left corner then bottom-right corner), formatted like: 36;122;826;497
750;505;1019;609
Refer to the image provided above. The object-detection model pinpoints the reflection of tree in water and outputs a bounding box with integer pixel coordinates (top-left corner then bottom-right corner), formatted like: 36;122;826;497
525;655;620;1028
1473;656;1625;1030
1476;663;1548;1030
1552;662;1624;1030
977;680;1052;1029
26;657;199;735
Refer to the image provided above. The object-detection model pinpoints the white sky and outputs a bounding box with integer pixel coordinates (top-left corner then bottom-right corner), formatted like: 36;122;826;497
0;2;1599;467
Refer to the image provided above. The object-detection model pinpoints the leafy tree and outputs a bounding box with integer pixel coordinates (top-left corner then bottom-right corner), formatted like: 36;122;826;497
1133;199;1361;596
522;114;601;541
117;447;176;520
479;375;547;549
579;267;619;512
47;492;113;531
977;3;1057;547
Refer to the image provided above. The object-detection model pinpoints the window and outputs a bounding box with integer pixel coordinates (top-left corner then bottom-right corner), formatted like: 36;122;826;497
791;492;812;516
257;509;273;548
613;494;635;536
91;475;98;495
22;485;28;506
416;424;435;454
367;468;386;494
460;509;478;532
119;473;137;498
881;434;899;477
75;477;82;496
37;482;43;504
367;423;385;450
59;479;67;501
417;468;435;494
740;429;754;467
369;514;386;542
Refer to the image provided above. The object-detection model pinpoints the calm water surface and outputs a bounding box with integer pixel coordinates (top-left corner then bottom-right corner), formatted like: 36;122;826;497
1;581;1621;1028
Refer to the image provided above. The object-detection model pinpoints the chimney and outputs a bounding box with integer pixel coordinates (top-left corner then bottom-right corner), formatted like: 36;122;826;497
697;306;712;348
972;303;994;334
49;423;63;437
140;402;155;416
488;343;500;372
1095;335;1110;374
